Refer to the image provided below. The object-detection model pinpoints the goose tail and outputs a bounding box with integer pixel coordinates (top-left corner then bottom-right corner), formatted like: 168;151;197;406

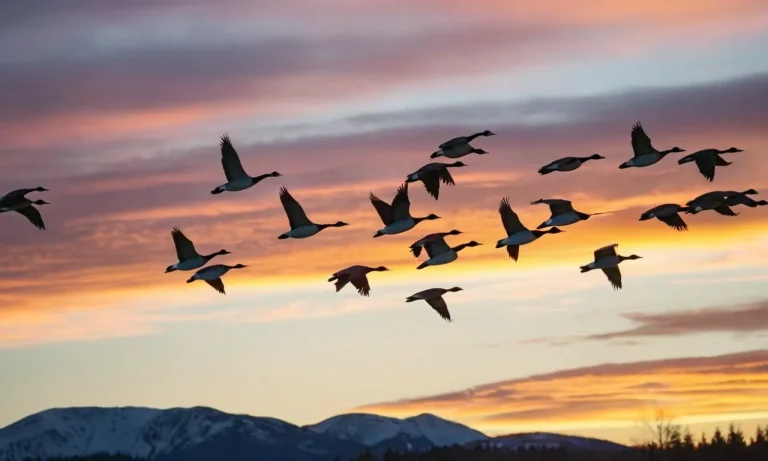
579;265;592;273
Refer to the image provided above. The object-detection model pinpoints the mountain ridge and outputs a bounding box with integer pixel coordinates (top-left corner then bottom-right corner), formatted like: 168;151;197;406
0;406;627;461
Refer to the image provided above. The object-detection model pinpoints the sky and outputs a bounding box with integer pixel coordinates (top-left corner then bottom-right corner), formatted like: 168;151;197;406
1;0;768;446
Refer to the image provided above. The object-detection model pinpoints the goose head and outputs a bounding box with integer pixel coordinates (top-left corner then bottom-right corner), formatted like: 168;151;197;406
447;229;462;236
545;227;564;234
589;154;606;160
32;199;49;205
217;249;232;255
269;171;282;177
374;266;390;272
447;287;463;293
482;130;496;137
670;147;685;153
424;213;441;221
232;263;248;269
472;148;489;155
621;254;642;261
331;221;349;228
34;186;49;192
724;147;743;153
449;161;468;168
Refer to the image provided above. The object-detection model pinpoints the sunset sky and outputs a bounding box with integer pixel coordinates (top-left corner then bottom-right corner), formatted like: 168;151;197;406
2;0;768;445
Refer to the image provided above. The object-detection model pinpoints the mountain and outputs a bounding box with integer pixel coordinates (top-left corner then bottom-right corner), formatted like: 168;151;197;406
0;407;361;461
480;432;628;451
0;406;627;461
305;413;487;454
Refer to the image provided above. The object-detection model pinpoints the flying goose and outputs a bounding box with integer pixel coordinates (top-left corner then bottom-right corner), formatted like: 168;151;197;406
0;187;50;230
618;122;684;169
405;287;463;322
370;183;440;237
684;190;758;216
530;198;611;228
328;265;389;297
436;130;495;150
416;237;482;270
579;243;642;290
495;197;563;262
186;263;247;294
165;226;231;273
409;230;462;257
0;186;48;210
678;147;743;182
405;161;467;200
277;187;348;239
537;154;605;175
211;134;282;194
638;204;689;231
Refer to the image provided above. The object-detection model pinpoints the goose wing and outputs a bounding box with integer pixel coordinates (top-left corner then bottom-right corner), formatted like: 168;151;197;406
279;187;313;229
694;156;717;182
15;205;45;230
350;275;371;297
420;171;442;200
424;237;451;259
630;122;657;156
426;296;452;322
499;197;526;235
171;226;200;261
390;183;411;222
594;243;618;261
369;192;393;225
219;134;249;182
506;245;520;262
714;203;738;216
205;278;226;294
438;136;466;150
601;266;622;290
657;214;688;231
538;198;574;216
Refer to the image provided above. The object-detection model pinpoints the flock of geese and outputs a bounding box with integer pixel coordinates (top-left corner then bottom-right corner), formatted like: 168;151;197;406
1;123;762;322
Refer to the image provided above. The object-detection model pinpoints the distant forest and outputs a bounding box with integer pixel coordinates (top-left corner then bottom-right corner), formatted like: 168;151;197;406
352;423;768;461
21;423;768;461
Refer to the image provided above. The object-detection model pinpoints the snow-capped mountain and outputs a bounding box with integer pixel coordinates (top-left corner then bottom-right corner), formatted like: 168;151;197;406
0;406;627;461
0;406;362;461
305;412;487;448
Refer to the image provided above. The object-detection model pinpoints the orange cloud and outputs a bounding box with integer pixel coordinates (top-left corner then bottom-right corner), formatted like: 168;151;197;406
355;350;768;441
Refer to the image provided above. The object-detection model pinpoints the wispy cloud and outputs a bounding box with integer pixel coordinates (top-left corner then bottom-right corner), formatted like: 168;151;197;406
356;350;768;434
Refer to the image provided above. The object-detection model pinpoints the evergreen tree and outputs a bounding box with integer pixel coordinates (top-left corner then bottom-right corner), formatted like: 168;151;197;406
754;424;766;446
698;431;709;450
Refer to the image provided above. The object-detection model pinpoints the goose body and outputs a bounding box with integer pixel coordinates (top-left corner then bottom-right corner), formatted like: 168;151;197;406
277;187;348;239
579;244;642;290
328;265;389;297
538;154;605;175
618;122;684;169
530;198;603;229
186;263;247;294
639;204;689;231
165;226;230;273
370;183;440;237
430;145;487;159
677;147;742;182
685;190;756;216
211;134;282;194
405;161;466;200
495;197;563;262
409;230;462;258
416;238;482;269
405;287;463;322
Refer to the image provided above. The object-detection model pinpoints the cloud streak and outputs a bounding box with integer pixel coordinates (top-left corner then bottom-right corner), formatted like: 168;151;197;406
356;350;768;434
